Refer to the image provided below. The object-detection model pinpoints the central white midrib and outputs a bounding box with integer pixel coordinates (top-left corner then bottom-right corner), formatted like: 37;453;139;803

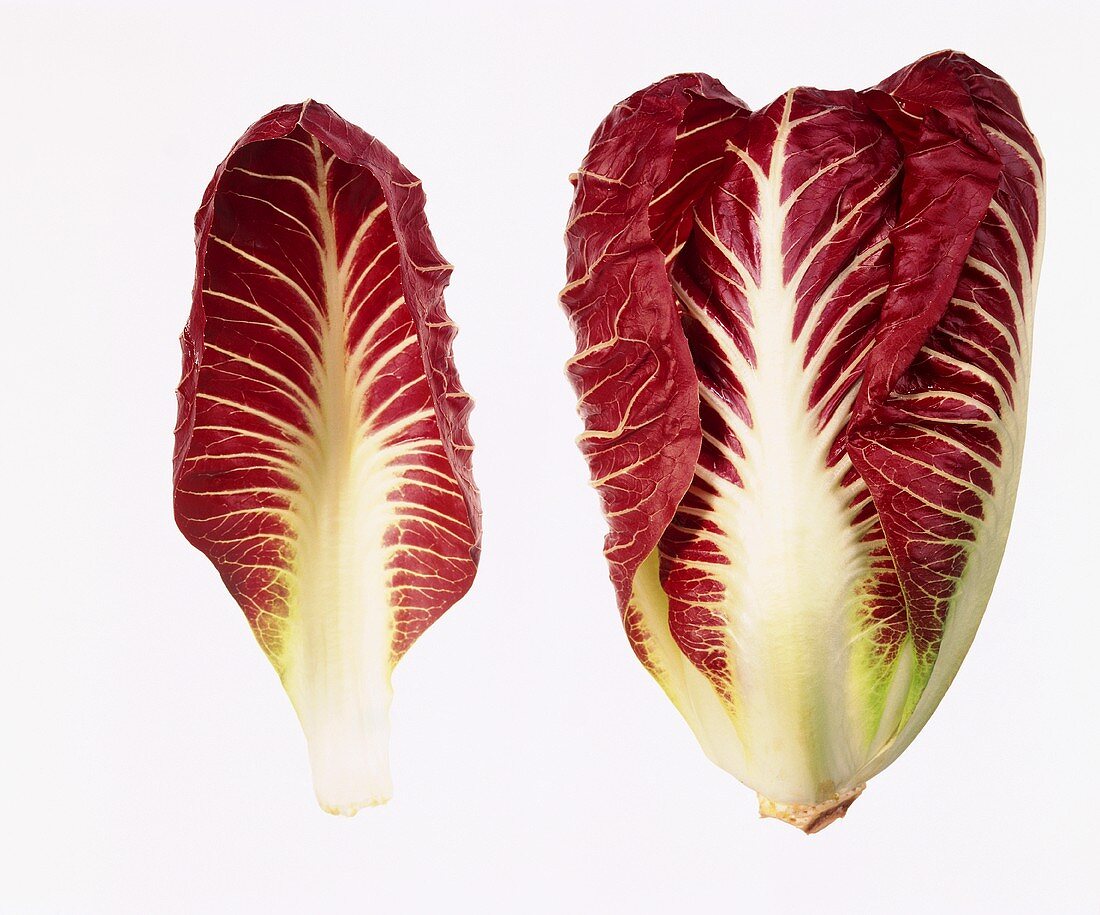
715;95;870;801
282;140;394;815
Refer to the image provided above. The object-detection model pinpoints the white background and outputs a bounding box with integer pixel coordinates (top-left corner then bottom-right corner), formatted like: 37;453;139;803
1;1;1097;912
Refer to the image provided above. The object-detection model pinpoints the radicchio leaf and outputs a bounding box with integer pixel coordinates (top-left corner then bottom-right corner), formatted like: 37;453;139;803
562;52;1043;831
174;102;481;815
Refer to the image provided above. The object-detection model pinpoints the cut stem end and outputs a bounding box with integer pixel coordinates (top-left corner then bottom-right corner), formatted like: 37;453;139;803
318;791;392;818
758;784;865;834
306;726;394;816
285;666;395;817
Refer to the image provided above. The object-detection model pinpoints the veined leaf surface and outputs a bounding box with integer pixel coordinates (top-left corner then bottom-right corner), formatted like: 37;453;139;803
174;102;481;815
562;52;1043;831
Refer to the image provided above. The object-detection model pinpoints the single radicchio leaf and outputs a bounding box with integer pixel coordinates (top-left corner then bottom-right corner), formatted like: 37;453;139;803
174;101;481;815
562;52;1043;832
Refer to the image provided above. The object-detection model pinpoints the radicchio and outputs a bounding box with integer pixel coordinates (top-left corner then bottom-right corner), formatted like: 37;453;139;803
562;52;1043;831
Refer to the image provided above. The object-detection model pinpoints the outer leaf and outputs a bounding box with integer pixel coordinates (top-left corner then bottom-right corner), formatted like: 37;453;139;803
562;72;746;614
562;53;1043;831
848;54;1044;783
174;102;481;814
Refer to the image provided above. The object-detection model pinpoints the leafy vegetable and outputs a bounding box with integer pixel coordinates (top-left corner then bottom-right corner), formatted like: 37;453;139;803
174;102;481;815
562;52;1043;831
